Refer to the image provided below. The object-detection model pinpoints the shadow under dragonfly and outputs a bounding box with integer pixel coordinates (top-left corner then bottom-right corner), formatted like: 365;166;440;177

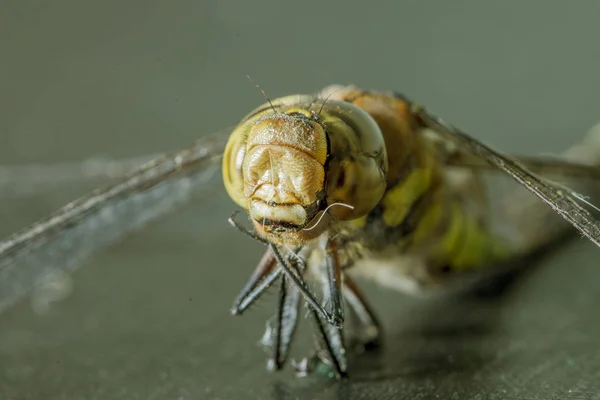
349;235;565;381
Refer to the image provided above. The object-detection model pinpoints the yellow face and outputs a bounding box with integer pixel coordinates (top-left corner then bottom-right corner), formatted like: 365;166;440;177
223;95;388;245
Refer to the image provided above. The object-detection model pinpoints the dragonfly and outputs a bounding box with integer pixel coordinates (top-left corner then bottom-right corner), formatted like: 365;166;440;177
1;84;600;379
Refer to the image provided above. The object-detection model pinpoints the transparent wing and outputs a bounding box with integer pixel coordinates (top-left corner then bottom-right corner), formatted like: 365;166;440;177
0;130;229;314
414;106;600;248
447;152;600;181
421;118;600;181
0;154;158;198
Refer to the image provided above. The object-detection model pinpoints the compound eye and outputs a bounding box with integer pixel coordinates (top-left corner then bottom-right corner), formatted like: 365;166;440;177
285;108;312;118
326;156;386;222
330;160;356;199
223;127;250;210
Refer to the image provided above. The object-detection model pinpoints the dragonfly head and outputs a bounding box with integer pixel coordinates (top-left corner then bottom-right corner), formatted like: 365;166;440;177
223;95;388;245
227;110;328;243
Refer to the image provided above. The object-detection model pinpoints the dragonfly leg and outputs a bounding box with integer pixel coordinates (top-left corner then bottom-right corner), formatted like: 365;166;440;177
325;239;345;325
263;275;301;371
309;306;348;378
229;212;343;327
342;274;382;350
304;243;349;378
240;250;305;371
230;249;277;315
270;243;344;327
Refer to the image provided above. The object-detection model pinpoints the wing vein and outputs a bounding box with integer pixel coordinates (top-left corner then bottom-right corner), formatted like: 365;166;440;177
417;108;600;248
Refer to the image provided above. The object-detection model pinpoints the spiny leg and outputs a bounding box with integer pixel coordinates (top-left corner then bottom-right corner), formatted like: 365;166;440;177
308;239;348;378
342;274;382;350
229;212;343;327
310;308;348;378
229;214;283;313
270;243;344;327
325;239;344;325
232;247;305;313
266;275;301;371
305;242;381;377
232;245;306;371
236;267;282;314
231;249;277;315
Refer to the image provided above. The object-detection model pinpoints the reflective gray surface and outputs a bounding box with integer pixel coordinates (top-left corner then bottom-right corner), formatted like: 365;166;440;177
2;1;600;399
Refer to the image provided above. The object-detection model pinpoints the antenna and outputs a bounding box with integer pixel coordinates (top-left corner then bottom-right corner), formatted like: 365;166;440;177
318;86;342;117
246;75;277;114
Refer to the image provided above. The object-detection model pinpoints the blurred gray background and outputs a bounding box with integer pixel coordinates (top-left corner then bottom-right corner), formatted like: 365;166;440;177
1;1;600;399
